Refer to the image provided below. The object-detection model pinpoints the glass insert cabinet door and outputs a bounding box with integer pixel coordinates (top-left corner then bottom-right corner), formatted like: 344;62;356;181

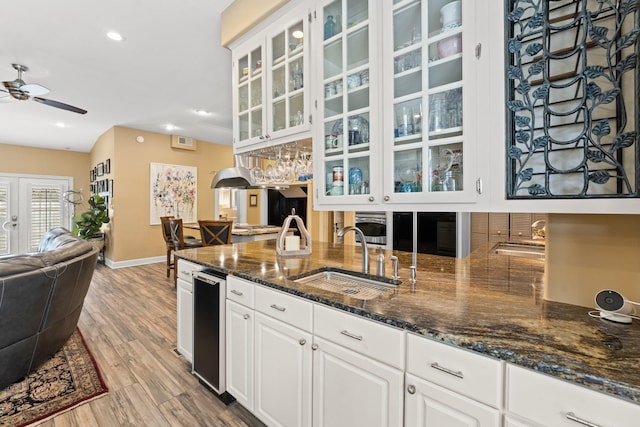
236;45;265;144
268;17;309;139
317;0;380;203
384;0;476;202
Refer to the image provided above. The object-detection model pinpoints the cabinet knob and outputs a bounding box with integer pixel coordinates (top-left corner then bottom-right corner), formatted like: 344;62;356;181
243;314;250;320
407;385;416;395
497;230;502;235
299;339;307;346
368;196;374;202
384;195;390;202
311;344;318;351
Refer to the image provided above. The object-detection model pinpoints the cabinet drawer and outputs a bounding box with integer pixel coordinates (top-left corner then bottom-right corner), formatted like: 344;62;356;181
506;364;640;427
227;275;255;308
406;333;502;408
176;259;203;282
254;285;312;333
313;304;405;370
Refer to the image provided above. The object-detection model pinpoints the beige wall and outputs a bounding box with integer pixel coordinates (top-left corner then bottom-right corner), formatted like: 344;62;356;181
0;142;91;208
0;143;90;190
108;126;234;263
246;189;262;224
221;0;289;46
545;214;640;308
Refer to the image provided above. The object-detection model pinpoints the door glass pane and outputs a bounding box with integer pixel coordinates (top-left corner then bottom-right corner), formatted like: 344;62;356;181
30;186;62;250
0;184;8;254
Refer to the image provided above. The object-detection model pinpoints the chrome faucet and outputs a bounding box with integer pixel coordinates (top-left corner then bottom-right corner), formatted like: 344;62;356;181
337;226;369;274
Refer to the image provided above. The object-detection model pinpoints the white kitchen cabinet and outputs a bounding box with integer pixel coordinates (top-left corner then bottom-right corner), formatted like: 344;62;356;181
404;333;501;427
232;5;312;153
312;336;404;427
226;299;254;412
314;0;491;212
505;364;640;427
312;304;405;427
176;259;203;364
485;1;640;214
313;0;382;206
405;373;500;427
254;311;313;427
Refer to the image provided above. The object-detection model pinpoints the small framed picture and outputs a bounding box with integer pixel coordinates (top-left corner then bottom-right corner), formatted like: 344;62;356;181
250;194;258;207
89;184;95;194
105;159;111;174
109;179;114;197
97;162;105;176
90;169;95;182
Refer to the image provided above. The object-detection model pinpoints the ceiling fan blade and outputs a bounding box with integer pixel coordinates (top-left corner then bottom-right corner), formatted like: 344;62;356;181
33;97;87;114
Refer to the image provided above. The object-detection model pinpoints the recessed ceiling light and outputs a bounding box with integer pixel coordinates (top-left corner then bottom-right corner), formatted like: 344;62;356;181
165;124;177;131
195;109;212;116
56;122;66;128
292;30;304;39
107;31;124;41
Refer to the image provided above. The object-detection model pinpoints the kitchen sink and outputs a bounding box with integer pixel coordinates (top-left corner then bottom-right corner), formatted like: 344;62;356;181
492;241;545;259
290;268;401;300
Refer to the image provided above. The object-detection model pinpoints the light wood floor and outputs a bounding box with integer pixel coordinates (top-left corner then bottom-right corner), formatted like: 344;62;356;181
38;263;266;427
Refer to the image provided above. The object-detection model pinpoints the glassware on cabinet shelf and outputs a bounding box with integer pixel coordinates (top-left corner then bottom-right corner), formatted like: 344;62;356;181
325;15;335;40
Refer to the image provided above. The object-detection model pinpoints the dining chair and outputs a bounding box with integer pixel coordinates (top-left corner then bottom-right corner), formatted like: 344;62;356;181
167;218;203;281
160;216;176;278
198;220;233;246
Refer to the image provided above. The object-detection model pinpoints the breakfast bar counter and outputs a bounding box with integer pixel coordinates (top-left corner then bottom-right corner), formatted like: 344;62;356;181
175;239;640;404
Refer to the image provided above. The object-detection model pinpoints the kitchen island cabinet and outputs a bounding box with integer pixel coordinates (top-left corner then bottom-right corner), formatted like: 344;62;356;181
175;239;640;425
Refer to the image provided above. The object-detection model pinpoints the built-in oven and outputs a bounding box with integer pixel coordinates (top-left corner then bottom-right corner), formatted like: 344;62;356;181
354;212;387;246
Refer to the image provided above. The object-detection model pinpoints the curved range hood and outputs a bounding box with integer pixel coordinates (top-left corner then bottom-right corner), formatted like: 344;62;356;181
210;166;254;189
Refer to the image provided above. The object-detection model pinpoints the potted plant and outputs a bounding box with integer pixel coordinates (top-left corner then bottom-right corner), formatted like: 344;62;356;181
73;194;110;250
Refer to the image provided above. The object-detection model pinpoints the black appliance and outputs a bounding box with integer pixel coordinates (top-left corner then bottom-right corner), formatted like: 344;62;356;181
393;212;457;257
192;269;234;404
267;186;307;229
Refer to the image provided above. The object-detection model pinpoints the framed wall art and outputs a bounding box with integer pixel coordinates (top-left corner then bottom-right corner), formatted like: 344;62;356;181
150;162;197;224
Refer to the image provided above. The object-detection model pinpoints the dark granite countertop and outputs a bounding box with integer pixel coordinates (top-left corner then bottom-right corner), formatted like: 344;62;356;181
175;240;640;404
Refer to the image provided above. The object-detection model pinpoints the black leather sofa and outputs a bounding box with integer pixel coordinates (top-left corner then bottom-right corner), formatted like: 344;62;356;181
0;227;100;389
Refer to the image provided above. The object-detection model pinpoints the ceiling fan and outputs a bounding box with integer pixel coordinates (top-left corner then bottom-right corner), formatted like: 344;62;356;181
0;63;87;114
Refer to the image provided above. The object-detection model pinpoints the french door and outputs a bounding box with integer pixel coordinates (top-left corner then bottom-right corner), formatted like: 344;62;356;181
0;175;73;255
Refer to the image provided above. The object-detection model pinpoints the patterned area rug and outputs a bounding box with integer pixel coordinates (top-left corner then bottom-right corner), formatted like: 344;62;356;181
0;329;108;426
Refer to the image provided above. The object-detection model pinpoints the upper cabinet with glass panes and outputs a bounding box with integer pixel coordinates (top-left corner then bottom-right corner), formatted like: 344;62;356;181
313;0;381;206
231;6;312;153
313;0;486;210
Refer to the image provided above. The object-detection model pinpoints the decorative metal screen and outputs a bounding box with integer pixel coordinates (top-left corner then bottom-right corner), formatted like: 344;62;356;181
505;0;639;198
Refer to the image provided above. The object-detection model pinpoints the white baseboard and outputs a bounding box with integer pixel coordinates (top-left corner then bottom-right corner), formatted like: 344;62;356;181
104;256;165;269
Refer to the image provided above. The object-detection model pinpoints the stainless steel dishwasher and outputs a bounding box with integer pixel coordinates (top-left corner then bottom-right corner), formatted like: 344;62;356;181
192;269;234;404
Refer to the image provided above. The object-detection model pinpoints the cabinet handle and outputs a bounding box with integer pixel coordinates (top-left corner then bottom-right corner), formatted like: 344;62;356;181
299;339;307;346
243;314;250;320
565;412;601;427
340;330;363;341
230;289;244;296
476;178;483;195
312;344;318;350
368;196;374;202
430;362;464;379
475;43;482;59
407;385;416;395
270;304;286;312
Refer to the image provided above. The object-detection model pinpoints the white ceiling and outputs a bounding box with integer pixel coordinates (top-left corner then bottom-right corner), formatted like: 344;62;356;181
0;0;236;153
